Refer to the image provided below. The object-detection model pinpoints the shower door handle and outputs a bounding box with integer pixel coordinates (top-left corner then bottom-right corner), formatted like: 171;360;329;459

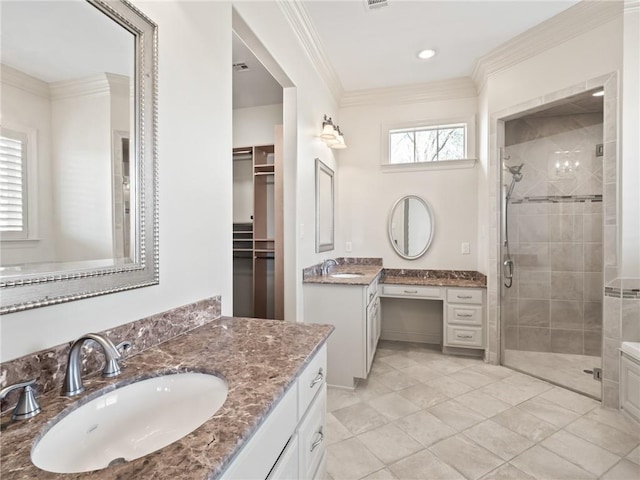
503;259;514;288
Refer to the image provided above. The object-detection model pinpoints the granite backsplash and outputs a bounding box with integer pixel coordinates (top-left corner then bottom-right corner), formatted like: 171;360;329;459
302;257;383;279
382;269;487;284
1;297;221;414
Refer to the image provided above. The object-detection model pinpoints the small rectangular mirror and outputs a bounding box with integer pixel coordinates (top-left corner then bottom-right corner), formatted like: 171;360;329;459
315;159;334;253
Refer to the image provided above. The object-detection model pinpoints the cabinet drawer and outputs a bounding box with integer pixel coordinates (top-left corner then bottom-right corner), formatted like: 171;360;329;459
299;384;327;480
298;345;327;416
382;284;442;299
446;325;484;348
447;305;482;326
366;278;379;305
447;288;483;305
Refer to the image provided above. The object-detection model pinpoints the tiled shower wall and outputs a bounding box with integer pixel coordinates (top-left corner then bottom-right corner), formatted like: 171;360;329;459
503;114;603;356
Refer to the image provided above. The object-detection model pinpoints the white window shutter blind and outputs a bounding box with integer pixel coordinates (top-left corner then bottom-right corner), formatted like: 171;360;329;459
0;130;28;236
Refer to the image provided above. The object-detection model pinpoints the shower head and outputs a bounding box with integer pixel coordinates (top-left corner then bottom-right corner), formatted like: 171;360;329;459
507;163;524;182
505;163;524;200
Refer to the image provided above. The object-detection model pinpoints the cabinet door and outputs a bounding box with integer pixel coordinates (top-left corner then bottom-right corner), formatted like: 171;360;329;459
267;434;299;480
375;297;382;344
366;299;377;373
621;355;640;422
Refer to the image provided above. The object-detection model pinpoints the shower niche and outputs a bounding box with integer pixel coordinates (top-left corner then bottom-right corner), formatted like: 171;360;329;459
500;89;605;399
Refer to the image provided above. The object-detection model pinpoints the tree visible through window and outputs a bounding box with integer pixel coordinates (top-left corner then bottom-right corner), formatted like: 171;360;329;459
0;129;28;238
389;124;466;164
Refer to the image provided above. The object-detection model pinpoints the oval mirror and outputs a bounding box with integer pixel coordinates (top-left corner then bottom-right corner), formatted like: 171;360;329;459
388;195;435;259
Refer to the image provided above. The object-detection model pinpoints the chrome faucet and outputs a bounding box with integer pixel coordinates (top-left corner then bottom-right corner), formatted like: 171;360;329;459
321;258;338;275
62;333;127;397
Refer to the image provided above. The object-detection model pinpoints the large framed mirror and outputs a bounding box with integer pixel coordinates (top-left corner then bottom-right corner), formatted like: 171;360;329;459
315;159;334;253
388;195;435;259
0;0;158;313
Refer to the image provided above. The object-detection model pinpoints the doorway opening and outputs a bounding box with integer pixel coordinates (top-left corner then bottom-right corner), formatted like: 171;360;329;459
499;88;605;399
231;12;296;321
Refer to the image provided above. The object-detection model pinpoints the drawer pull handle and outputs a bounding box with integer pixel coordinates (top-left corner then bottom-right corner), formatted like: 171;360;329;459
310;430;324;452
310;369;324;388
404;289;418;294
457;295;473;299
457;334;473;339
457;314;473;318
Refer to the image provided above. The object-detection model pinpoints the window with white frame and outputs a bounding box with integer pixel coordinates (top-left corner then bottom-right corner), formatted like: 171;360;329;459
388;123;467;164
0;128;28;239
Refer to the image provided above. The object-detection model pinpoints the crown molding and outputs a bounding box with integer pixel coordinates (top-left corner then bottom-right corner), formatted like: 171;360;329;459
340;77;478;108
1;64;50;99
50;73;129;101
276;0;343;103
472;1;623;91
624;0;640;11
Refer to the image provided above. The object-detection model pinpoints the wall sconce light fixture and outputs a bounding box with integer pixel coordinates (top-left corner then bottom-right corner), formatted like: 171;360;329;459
321;115;347;149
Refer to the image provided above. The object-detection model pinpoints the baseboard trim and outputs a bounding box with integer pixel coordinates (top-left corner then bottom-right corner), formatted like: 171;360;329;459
380;330;441;345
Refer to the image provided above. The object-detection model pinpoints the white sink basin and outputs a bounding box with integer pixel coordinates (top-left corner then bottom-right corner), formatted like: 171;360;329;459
31;372;228;474
331;272;364;279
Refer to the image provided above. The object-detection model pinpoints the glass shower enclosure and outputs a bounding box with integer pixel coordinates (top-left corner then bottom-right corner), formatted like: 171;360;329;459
500;89;604;399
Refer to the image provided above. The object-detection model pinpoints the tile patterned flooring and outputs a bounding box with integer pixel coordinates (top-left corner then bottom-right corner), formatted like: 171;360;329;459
503;349;602;399
326;341;639;480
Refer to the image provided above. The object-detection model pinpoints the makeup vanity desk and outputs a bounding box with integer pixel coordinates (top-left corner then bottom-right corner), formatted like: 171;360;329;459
303;262;486;389
380;269;487;354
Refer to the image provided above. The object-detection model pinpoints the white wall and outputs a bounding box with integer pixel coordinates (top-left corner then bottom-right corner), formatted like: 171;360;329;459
1;1;233;361
337;97;479;270
0;68;56;265
51;84;114;262
621;2;640;277
233;103;282;147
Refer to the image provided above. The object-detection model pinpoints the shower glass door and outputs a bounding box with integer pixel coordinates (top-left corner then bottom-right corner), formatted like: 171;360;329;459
500;91;604;399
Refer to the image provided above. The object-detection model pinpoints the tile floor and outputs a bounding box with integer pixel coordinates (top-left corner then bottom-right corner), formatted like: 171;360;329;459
326;341;640;480
503;349;602;399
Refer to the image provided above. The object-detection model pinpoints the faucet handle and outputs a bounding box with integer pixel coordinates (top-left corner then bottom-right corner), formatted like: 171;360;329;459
0;379;41;421
116;341;132;354
102;340;131;378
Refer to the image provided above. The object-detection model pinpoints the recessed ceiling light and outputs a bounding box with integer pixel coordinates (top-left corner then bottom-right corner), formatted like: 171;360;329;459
417;49;436;60
592;90;604;97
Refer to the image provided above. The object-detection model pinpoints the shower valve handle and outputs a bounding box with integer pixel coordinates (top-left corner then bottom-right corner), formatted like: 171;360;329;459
503;258;514;280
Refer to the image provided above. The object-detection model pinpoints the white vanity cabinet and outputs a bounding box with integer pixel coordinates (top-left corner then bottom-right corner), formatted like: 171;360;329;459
444;288;485;349
620;347;640;423
304;277;380;389
378;284;486;352
220;345;327;480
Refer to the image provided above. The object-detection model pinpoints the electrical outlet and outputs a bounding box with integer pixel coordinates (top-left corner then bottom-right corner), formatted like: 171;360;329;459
346;241;352;252
461;242;470;254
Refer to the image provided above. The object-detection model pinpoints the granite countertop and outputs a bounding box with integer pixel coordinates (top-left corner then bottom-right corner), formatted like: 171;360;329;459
0;317;333;480
303;265;383;285
303;265;486;288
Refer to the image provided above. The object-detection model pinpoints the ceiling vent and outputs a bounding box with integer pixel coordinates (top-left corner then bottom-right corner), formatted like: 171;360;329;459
363;0;388;11
233;62;250;72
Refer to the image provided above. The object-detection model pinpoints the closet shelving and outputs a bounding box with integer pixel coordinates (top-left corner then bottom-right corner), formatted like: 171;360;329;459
232;126;283;320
